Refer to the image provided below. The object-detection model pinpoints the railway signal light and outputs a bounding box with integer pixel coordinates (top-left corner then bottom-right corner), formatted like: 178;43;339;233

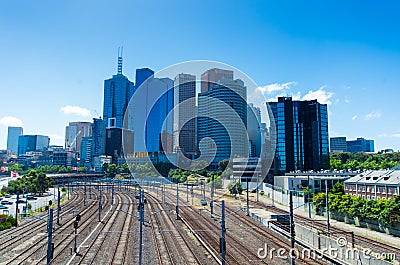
49;200;52;206
74;220;79;229
76;214;81;222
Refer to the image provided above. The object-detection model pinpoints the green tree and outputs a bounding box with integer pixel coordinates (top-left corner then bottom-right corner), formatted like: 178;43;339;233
119;163;130;174
106;164;117;178
312;192;326;213
218;159;230;171
78;166;88;173
228;182;243;195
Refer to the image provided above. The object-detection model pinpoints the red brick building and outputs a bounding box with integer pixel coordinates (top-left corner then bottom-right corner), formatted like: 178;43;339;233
344;170;400;200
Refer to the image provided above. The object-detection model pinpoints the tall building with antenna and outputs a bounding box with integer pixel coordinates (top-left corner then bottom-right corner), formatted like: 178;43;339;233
103;47;135;129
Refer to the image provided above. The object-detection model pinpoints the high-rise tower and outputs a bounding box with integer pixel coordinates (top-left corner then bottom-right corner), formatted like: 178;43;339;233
173;74;196;156
103;48;135;129
269;97;329;175
7;126;23;155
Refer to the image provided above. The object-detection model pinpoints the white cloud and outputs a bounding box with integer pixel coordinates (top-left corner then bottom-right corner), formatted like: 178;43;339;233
379;133;388;137
352;115;358;121
392;134;400;138
60;106;91;117
344;97;350;104
364;111;381;120
0;116;24;127
256;81;297;94
302;86;334;105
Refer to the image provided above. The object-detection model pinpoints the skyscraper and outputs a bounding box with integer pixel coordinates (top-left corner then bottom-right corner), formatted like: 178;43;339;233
7;126;23;155
18;135;50;156
330;137;347;153
347;137;375;153
131;68;174;153
247;103;262;157
103;50;135;129
91;118;106;158
201;68;234;93
269;97;329;175
173;74;196;156
197;71;248;164
65;122;92;152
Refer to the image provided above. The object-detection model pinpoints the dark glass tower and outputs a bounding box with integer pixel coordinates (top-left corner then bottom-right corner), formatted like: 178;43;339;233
269;97;329;175
103;50;135;129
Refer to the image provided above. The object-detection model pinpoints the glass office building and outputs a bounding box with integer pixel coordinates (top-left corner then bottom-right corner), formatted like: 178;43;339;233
103;54;135;129
7;126;23;155
173;74;196;156
18;135;50;156
197;76;248;164
269;97;329;175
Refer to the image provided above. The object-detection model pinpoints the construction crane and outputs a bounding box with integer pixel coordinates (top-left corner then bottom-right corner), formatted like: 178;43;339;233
66;130;82;151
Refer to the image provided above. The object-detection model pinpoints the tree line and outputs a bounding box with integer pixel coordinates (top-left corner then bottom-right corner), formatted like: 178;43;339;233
330;152;400;170
313;182;400;226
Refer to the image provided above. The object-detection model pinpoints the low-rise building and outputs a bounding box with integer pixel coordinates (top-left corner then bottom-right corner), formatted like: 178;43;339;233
232;157;262;182
344;170;400;199
274;171;355;192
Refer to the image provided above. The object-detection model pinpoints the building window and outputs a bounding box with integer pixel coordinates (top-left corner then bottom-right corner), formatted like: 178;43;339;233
371;186;375;193
394;189;398;195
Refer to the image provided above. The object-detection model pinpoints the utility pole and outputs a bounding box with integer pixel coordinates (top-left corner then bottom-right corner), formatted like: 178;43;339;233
163;184;165;204
221;200;226;265
57;186;61;225
47;209;53;265
73;219;79;253
98;186;102;222
203;181;206;200
84;183;87;206
139;189;144;265
246;178;250;216
176;182;180;220
111;184;114;205
325;181;330;236
289;191;295;265
308;176;311;219
15;192;19;227
25;187;29;216
186;179;189;202
67;182;70;200
211;176;214;217
256;175;259;202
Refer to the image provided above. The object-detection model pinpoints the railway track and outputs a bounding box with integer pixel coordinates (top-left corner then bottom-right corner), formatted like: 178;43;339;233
158;187;320;265
2;188;103;265
190;186;400;262
261;204;400;262
146;192;209;265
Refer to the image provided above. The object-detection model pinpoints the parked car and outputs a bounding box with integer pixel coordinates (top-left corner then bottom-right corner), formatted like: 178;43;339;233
4;194;11;198
16;199;27;204
27;196;37;200
0;205;8;210
200;199;207;206
1;200;12;205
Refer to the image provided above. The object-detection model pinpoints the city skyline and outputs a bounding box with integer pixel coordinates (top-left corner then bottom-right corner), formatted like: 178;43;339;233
1;1;400;151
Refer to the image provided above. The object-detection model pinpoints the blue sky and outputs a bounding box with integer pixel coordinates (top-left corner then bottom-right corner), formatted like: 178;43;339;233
0;0;399;151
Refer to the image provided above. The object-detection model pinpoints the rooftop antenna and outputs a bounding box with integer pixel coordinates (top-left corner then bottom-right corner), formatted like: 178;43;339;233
117;46;123;74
